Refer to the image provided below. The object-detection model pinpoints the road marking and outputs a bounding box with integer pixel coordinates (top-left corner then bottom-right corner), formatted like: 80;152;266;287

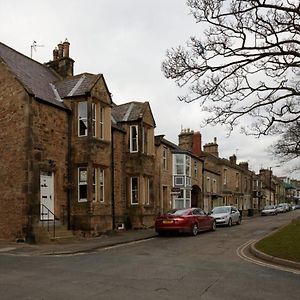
236;240;300;275
0;247;16;252
102;237;156;251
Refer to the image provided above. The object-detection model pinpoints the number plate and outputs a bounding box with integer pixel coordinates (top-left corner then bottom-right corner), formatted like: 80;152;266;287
163;220;173;224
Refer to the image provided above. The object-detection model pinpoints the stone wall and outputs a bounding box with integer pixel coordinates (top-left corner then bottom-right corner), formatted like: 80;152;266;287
0;63;28;239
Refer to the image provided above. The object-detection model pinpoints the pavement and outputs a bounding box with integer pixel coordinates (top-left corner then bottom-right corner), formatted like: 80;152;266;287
0;228;157;256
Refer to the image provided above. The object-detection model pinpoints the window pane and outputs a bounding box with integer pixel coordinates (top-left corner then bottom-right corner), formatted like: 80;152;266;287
176;165;184;175
99;169;104;202
131;177;138;204
92;103;96;137
78;102;88;136
100;107;104;139
79;185;87;201
130;126;138;152
174;199;184;209
78;167;87;202
92;169;96;201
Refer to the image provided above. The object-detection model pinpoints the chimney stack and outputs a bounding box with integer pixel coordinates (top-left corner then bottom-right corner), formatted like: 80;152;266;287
229;154;237;164
203;137;219;157
46;38;74;78
192;131;202;156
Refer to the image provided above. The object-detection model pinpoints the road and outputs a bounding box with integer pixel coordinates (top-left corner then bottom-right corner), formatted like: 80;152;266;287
0;211;300;300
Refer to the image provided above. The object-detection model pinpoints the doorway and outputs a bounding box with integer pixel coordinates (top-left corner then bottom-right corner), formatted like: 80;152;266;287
40;172;54;220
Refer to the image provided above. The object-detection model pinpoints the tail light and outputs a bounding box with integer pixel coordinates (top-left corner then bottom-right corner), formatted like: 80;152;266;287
173;217;184;223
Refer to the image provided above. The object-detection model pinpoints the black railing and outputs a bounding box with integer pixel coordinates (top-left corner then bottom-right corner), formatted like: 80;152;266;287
40;204;56;238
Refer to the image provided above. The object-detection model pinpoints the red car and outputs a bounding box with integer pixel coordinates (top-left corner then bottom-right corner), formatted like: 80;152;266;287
155;208;216;236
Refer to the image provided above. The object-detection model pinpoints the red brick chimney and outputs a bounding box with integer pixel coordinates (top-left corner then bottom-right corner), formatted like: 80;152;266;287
192;131;202;156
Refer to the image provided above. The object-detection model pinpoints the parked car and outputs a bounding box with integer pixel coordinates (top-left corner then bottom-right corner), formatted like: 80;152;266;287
210;206;241;226
155;208;216;236
295;204;300;210
261;205;277;216
276;203;287;213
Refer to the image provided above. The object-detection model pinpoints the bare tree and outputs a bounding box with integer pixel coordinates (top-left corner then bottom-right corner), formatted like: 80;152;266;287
162;0;300;137
271;121;300;163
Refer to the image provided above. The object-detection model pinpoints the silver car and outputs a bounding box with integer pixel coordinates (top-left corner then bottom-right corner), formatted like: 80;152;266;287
261;205;277;216
210;206;241;227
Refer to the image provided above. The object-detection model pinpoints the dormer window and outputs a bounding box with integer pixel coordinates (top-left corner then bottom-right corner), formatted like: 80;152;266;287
130;125;138;152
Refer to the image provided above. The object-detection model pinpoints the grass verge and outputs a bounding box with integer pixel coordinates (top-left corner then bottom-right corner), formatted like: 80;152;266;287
255;219;300;263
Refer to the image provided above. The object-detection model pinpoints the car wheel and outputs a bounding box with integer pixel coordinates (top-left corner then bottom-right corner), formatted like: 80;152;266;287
228;218;232;227
191;223;198;236
211;220;216;231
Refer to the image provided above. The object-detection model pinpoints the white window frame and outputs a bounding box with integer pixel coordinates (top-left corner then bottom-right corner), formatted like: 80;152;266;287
174;176;184;186
144;177;150;205
131;177;139;205
99;106;104;140
78;102;88;137
93;168;96;202
236;173;239;188
194;161;198;178
212;179;217;194
78;167;87;202
185;155;191;177
162;147;167;170
173;154;184;175
98;168;104;202
130;125;139;153
92;103;96;137
224;168;227;185
207;177;211;193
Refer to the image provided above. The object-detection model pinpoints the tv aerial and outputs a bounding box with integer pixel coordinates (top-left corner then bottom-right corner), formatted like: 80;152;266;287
30;41;44;58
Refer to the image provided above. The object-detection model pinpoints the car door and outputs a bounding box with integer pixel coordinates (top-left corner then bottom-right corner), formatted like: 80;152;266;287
193;209;207;230
230;207;239;223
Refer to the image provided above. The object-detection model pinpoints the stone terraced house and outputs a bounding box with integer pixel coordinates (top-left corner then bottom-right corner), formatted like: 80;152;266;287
0;40;163;241
1;40;282;242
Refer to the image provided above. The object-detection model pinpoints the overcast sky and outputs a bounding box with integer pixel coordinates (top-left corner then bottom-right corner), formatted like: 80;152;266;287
1;0;299;179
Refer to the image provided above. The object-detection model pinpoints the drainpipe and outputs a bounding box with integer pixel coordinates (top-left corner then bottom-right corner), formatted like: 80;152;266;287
67;110;72;230
111;126;116;230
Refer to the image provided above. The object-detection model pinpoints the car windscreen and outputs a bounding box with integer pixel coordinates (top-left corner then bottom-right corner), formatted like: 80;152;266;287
166;209;190;216
264;205;275;209
212;207;230;214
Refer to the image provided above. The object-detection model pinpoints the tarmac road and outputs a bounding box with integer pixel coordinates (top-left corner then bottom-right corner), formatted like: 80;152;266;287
0;210;299;300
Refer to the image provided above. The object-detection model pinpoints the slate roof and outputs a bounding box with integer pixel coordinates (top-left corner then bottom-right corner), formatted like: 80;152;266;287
0;42;102;109
112;101;156;128
0;42;64;106
55;73;101;98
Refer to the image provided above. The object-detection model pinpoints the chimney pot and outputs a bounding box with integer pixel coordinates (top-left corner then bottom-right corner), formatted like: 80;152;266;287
53;47;59;60
58;42;64;58
63;38;70;58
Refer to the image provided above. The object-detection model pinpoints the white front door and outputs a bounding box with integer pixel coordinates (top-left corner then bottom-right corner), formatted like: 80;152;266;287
40;172;54;220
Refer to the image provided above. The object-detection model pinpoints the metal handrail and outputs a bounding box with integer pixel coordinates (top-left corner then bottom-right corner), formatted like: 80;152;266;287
40;204;57;238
